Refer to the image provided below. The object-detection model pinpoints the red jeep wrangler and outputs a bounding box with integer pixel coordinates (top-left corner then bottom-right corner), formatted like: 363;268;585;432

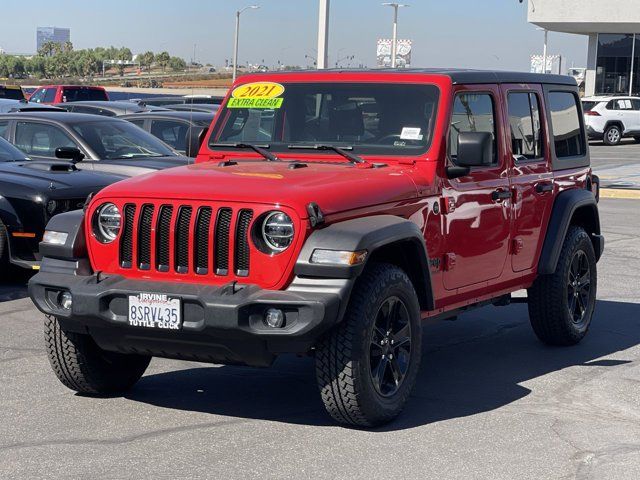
29;70;603;427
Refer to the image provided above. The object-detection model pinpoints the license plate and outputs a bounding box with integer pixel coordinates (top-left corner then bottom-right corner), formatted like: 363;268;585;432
128;293;181;330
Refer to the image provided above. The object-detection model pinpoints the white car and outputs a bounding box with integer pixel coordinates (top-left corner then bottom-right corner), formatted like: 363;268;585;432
582;96;640;145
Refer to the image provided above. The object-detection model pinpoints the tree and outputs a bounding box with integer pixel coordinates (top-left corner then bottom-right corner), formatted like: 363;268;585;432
38;41;57;57
156;51;170;73
116;47;132;76
138;51;155;74
168;56;186;72
62;41;74;54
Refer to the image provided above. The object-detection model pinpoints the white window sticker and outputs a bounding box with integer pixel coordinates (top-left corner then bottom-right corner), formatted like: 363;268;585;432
400;127;423;141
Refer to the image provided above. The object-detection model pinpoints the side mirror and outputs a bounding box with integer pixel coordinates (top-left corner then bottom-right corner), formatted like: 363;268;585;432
185;126;208;157
455;131;494;168
55;146;85;164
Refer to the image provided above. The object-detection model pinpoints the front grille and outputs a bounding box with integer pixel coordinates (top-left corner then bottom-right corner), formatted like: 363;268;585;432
119;203;254;278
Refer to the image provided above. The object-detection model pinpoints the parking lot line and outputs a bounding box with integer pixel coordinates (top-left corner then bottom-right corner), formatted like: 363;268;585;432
600;189;640;200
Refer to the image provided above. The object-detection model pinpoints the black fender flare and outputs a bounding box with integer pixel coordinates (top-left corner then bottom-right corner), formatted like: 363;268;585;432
38;209;87;261
0;196;22;230
538;188;604;275
295;215;434;310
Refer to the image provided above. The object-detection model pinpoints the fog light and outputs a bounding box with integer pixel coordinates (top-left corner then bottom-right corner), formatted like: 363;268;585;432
264;308;285;328
59;291;73;310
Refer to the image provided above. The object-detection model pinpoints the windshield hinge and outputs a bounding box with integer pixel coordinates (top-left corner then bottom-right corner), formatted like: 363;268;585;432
398;159;416;166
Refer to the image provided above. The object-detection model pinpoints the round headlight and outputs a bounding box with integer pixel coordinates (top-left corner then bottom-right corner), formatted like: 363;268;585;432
261;211;294;252
94;203;121;243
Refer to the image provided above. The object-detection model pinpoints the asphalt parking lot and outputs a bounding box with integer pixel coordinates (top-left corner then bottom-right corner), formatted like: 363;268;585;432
1;153;639;479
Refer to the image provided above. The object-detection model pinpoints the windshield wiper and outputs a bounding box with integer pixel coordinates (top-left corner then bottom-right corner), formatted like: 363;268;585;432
287;144;365;164
211;142;279;162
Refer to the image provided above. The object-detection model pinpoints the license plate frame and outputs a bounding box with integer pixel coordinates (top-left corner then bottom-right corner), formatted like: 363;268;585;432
127;293;182;330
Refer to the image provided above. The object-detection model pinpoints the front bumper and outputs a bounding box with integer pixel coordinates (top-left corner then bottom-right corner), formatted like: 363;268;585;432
29;258;351;367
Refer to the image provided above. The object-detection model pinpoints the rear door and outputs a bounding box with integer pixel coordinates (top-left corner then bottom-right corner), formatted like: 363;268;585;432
501;84;554;272
442;85;512;290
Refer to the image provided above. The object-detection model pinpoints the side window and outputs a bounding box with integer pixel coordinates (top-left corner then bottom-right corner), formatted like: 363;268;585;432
127;119;146;129
29;88;46;103
548;92;585;159
0;121;9;139
633;99;640;111
44;88;57;103
150;120;189;151
450;93;496;164
14;122;78;158
507;92;543;160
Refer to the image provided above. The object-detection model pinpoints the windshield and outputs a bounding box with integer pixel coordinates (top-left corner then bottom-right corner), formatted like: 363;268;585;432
63;88;108;102
0;137;29;162
71;120;177;160
0;86;25;101
210;82;440;156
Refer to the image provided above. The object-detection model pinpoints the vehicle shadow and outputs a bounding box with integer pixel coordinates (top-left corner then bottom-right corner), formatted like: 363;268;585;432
0;268;34;302
125;299;640;430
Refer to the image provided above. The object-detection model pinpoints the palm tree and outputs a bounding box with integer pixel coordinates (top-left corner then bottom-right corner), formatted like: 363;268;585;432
156;51;170;74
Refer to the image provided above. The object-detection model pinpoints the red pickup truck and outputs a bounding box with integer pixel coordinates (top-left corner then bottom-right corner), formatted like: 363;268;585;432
28;85;109;104
29;69;603;427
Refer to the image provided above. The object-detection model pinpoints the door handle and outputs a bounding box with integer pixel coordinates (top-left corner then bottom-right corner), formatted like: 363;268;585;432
491;189;512;201
535;181;554;193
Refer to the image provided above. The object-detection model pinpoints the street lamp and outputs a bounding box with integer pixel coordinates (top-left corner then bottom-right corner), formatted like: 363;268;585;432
233;5;260;83
382;3;409;68
537;27;548;74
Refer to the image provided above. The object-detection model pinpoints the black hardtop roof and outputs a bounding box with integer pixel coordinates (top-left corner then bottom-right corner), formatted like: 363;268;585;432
0;111;128;123
253;68;577;86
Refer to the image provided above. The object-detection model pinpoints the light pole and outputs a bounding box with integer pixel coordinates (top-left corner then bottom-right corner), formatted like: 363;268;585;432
537;27;548;74
317;0;330;69
233;5;260;83
382;3;409;68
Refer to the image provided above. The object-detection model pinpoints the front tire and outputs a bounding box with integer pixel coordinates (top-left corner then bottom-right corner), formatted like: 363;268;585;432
315;263;422;427
603;125;622;145
44;315;151;394
528;226;597;346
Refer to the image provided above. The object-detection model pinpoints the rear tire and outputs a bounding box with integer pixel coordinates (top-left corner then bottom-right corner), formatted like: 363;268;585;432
527;226;597;346
603;125;622;145
634;136;640;144
44;315;151;394
315;263;422;427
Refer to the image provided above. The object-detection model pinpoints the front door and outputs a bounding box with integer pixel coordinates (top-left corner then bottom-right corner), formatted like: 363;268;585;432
501;85;554;272
442;85;512;290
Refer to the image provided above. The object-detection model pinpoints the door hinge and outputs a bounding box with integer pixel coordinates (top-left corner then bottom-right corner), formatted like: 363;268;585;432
512;237;524;255
441;197;456;214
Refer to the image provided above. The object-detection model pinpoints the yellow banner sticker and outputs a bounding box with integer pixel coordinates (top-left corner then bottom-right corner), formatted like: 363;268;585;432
228;82;285;109
227;97;283;109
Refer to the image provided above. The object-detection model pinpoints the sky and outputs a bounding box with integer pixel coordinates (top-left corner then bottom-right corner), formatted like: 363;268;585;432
0;0;588;72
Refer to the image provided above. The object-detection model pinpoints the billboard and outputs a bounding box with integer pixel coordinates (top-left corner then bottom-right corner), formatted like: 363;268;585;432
530;54;561;74
377;39;412;68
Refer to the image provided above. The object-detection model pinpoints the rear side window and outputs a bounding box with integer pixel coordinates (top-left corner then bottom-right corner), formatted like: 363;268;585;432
607;99;634;110
548;92;585;159
0;121;8;139
507;92;543;160
581;101;598;112
450;93;497;164
62;88;108;102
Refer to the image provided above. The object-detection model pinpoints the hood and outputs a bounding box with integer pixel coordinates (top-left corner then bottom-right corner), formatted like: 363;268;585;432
0;161;124;195
95;160;419;217
97;156;190;170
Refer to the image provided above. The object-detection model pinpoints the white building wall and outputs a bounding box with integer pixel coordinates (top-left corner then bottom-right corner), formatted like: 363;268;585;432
528;0;640;34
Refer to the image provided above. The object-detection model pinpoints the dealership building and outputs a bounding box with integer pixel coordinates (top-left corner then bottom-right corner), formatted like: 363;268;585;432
528;0;640;96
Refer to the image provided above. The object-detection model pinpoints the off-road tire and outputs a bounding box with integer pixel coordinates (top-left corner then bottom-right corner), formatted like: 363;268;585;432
315;263;422;427
528;226;597;346
44;315;151;394
603;124;622;145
